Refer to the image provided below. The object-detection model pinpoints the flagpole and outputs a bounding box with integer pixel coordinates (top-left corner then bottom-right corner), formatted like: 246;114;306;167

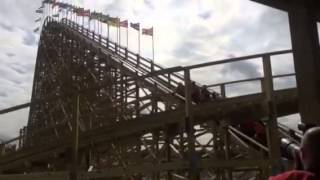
88;18;90;31
107;23;110;39
126;26;129;48
97;19;99;34
138;29;141;55
119;20;121;47
152;30;154;62
100;19;102;35
94;19;96;33
117;22;119;46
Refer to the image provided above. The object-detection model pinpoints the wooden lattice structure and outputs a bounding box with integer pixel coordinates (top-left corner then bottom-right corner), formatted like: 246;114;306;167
0;14;302;180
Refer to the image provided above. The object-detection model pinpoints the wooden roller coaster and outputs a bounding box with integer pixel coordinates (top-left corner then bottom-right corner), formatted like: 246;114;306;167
1;0;320;179
0;17;300;179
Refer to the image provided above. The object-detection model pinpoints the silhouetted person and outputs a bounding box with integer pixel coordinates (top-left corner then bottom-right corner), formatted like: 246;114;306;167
175;83;185;97
191;81;200;104
212;91;221;100
269;127;320;180
240;119;256;137
200;85;211;103
254;120;267;145
175;82;185;105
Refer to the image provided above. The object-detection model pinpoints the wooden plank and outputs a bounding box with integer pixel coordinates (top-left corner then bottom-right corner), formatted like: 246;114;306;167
251;0;320;21
250;0;296;11
288;7;320;125
83;159;271;178
0;103;30;115
0;171;69;180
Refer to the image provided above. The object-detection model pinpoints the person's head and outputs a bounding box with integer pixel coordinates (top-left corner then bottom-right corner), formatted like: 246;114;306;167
300;127;320;173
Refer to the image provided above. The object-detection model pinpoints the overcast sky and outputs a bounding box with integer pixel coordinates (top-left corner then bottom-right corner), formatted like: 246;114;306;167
0;0;319;139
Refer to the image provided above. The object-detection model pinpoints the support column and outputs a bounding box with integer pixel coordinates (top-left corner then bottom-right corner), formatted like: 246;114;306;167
262;55;281;174
184;69;200;180
71;95;80;180
288;6;320;126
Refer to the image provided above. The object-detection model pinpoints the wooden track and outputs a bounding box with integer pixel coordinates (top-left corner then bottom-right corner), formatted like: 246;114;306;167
0;17;300;179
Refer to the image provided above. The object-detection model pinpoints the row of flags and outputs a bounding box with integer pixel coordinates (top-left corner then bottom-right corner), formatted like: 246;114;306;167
37;0;154;36
35;0;155;62
34;3;45;32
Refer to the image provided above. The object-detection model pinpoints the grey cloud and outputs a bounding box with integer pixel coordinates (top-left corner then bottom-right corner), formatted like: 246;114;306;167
172;41;208;64
0;64;26;85
0;0;42;31
227;8;291;54
221;61;261;79
169;0;189;8
170;25;215;65
0;22;13;31
23;31;37;46
0;134;11;142
11;66;27;75
273;76;296;90
173;41;199;58
6;52;15;58
226;80;261;97
187;25;214;39
0;91;7;97
198;11;212;20
144;0;154;9
103;0;127;16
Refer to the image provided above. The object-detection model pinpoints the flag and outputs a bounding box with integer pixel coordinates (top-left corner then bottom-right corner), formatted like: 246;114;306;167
108;17;120;27
35;17;41;22
52;13;59;17
119;20;128;28
67;5;74;11
33;27;40;33
58;3;69;9
90;12;101;20
130;22;140;31
78;9;90;17
36;9;43;14
100;14;109;23
42;0;53;4
142;27;153;36
39;4;44;9
52;1;59;8
73;7;81;14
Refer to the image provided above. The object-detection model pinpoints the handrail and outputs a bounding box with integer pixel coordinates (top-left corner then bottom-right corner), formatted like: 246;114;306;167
208;77;263;88
185;49;292;70
208;73;296;88
61;18;185;89
228;126;269;152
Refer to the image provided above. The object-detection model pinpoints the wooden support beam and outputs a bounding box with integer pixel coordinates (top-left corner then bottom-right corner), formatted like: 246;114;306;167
184;69;199;180
288;6;320;126
0;103;30;115
0;171;69;180
262;55;281;173
251;0;320;21
83;159;272;179
71;95;80;180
